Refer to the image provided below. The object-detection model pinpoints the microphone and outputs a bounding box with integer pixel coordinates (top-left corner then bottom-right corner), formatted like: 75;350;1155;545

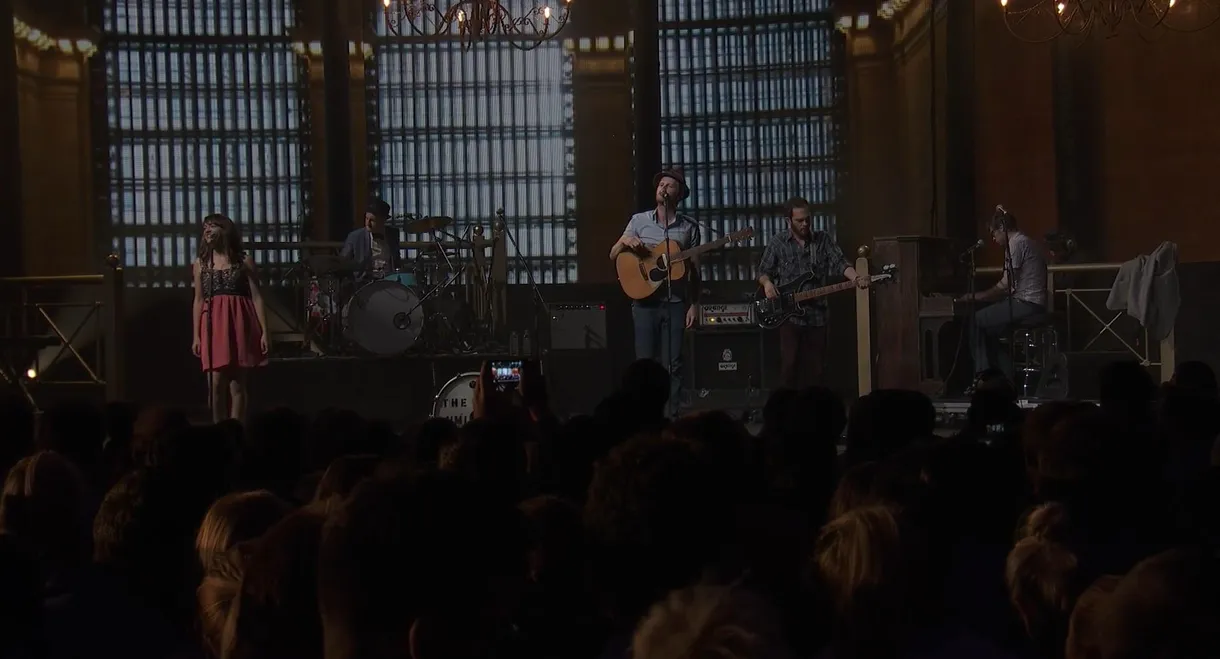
662;191;670;206
959;239;985;261
995;204;1008;217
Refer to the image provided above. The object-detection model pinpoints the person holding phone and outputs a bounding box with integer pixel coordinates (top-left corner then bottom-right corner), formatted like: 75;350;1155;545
472;359;551;423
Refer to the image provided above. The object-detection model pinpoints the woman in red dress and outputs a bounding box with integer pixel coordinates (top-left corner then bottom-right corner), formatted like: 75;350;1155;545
192;214;268;423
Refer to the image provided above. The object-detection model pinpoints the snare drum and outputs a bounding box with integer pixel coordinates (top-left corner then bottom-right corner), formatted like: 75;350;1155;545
432;372;479;426
342;279;425;356
383;271;418;288
306;276;339;319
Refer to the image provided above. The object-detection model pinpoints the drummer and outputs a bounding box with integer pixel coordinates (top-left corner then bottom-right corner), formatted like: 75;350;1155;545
339;197;402;282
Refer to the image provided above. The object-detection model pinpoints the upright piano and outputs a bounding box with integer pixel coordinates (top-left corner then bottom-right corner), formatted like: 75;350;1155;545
872;236;975;394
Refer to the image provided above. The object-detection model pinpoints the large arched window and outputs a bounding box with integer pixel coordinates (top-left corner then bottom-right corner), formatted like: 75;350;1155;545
367;20;577;284
658;0;843;281
95;0;311;287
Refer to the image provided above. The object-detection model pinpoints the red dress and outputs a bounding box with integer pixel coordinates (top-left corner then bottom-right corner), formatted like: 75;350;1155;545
198;258;267;372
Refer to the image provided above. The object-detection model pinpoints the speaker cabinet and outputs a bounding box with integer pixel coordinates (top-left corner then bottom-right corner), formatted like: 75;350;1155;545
686;328;765;393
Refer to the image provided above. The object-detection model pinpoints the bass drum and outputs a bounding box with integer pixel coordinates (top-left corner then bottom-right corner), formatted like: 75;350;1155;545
342;279;424;356
432;372;479;426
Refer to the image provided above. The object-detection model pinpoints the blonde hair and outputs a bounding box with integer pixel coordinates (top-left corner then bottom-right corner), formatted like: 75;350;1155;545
1006;535;1081;652
816;505;909;613
814;505;929;658
1017;502;1074;543
632;584;791;659
195;490;291;570
198;542;253;658
0;451;90;561
1065;575;1121;659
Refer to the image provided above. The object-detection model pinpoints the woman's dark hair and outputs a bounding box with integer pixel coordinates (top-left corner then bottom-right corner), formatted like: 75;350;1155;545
199;214;244;262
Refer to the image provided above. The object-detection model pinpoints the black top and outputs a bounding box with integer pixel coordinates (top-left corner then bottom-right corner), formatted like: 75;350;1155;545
201;255;252;298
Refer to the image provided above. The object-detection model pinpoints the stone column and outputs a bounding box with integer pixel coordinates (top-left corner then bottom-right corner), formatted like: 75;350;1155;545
12;9;94;276
629;0;660;209
0;0;25;276
320;0;353;239
571;43;634;282
840;26;902;250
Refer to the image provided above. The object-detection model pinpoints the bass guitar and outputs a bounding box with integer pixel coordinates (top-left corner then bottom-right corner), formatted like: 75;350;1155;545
616;228;754;300
753;264;897;329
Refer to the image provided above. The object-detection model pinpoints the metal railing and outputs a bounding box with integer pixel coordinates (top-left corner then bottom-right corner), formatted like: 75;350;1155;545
976;262;1174;383
0;257;126;408
854;257;1175;396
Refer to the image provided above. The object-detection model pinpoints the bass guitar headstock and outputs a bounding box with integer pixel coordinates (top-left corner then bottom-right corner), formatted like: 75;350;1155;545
872;264;898;283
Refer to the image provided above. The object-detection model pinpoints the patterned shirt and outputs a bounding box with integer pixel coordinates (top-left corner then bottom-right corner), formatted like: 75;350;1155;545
622;210;701;304
201;256;253;298
757;230;851;326
1005;232;1048;307
370;232;388;277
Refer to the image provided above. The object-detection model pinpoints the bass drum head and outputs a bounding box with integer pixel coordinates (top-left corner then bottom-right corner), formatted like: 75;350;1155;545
432;372;479;426
342;280;424;356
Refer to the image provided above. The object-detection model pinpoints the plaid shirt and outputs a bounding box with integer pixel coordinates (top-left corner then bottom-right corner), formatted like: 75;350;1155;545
757;230;851;326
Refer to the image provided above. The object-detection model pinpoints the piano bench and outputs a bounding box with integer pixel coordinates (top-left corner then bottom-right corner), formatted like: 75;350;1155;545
1008;324;1061;397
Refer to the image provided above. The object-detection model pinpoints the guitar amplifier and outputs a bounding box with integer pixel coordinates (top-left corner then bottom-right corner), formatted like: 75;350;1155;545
698;302;756;328
687;328;764;393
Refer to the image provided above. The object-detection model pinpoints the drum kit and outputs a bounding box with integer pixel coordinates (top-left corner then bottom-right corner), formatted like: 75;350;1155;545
295;214;493;357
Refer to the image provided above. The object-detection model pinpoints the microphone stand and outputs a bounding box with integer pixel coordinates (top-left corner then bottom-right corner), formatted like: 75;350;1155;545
497;209;550;359
965;248;978;389
1003;226;1016;388
660;194;678;417
204;248;215;420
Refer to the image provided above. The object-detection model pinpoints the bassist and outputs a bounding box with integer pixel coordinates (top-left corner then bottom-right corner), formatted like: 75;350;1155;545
609;168;701;417
758;197;869;389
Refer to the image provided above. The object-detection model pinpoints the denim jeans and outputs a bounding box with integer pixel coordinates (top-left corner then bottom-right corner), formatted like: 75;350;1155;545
632;301;686;416
972;298;1045;380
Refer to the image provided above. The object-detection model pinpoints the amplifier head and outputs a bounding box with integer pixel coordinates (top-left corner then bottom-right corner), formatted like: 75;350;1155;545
698;302;756;327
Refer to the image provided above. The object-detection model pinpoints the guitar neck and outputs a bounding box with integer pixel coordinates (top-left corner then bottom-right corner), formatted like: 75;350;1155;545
792;279;857;303
671;235;739;263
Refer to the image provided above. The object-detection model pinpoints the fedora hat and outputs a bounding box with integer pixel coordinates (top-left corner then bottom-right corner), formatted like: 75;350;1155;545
652;167;690;202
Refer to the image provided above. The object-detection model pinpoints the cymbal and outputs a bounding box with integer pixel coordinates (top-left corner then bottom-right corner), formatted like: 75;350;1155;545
404;216;453;233
400;240;469;250
305;255;362;275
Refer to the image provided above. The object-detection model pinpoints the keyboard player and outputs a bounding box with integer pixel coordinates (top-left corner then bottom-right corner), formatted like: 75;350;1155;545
955;209;1048;388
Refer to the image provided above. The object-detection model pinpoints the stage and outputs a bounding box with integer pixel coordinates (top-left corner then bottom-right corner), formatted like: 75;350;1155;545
247;353;506;429
243;350;774;430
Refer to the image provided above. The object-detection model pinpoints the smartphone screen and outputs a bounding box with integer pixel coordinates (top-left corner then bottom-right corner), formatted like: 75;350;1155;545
491;360;522;383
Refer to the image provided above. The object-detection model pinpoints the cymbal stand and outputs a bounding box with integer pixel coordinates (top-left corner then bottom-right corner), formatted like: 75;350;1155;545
429;228;458;276
403;267;464;352
496;209;550;358
448;225;495;342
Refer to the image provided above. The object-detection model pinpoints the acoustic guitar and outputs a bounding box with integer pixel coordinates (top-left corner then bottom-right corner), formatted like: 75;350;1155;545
615;228;755;300
753;264;897;329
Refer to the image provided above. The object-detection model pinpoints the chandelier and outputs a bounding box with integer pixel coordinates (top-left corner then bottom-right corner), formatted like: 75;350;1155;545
381;0;572;51
999;0;1220;41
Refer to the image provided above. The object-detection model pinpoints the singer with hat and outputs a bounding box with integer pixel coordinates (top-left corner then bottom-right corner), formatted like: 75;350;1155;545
340;197;402;282
609;168;701;417
956;207;1049;387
